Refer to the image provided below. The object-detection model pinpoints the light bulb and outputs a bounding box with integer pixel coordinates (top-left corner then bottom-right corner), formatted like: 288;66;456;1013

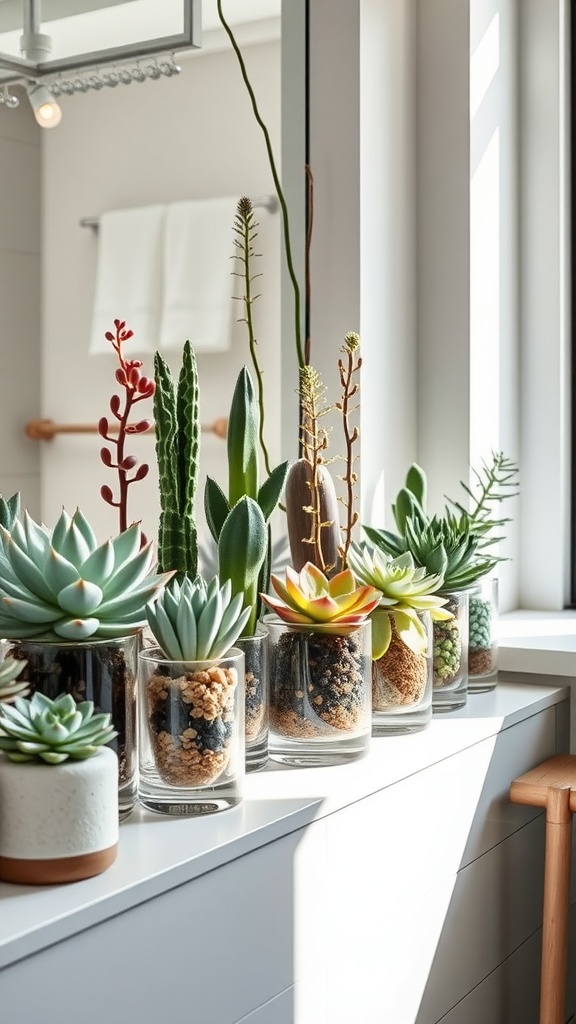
27;83;62;129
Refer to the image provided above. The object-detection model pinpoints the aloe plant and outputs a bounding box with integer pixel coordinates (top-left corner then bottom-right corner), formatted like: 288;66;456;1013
0;691;116;764
347;546;452;659
153;340;200;578
204;366;289;637
146;574;251;663
0;507;173;640
0;655;28;703
261;561;381;628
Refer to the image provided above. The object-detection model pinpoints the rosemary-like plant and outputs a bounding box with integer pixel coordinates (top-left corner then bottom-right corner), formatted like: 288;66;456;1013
231;196;274;477
445;451;519;552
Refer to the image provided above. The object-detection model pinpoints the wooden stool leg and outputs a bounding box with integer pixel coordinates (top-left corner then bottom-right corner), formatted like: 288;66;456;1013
540;787;573;1024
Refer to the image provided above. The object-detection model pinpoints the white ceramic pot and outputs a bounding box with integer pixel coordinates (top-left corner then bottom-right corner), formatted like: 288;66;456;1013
0;747;119;885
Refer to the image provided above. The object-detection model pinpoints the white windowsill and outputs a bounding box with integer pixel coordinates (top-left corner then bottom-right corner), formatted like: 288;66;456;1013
499;609;576;677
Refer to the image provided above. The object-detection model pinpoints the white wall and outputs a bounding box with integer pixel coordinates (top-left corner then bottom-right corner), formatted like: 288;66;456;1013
41;39;281;552
0;101;41;515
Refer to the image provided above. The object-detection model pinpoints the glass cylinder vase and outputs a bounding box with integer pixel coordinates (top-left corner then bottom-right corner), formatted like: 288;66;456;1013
5;634;139;819
468;576;498;692
431;590;469;712
372;611;433;735
264;615;372;767
138;646;245;815
236;624;268;772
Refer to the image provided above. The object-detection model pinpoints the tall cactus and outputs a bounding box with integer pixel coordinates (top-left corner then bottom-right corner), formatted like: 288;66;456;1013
153;341;200;578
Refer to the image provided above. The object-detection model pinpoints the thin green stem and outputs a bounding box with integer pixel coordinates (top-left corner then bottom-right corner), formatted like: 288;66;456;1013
217;0;304;370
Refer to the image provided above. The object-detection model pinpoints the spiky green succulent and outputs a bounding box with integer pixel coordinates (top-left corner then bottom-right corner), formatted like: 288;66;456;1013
0;508;173;641
0;655;28;703
347;546;452;659
364;465;497;591
146;574;251;663
0;692;116;764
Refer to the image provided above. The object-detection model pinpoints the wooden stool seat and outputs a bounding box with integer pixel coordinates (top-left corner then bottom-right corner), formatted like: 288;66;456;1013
510;754;576;1024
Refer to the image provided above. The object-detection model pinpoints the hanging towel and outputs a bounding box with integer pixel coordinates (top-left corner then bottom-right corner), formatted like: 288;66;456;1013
159;196;239;353
89;204;165;354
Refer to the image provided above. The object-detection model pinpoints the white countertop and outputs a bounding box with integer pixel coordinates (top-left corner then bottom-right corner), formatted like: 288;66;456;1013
0;679;567;971
500;610;576;676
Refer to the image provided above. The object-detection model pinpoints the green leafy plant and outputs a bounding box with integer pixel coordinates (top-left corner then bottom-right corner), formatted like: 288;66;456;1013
0;655;29;703
146;575;251;663
445;451;519;553
363;464;497;591
261;561;381;628
0;508;173;640
153;340;200;578
204;367;289;637
347;546;451;659
0;691;116;764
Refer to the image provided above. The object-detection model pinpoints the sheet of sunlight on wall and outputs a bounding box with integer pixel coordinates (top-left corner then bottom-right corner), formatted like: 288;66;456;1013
470;10;501;471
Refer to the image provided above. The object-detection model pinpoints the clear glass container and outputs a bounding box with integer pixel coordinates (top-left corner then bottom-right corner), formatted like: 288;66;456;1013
431;590;469;712
6;634;139;819
264;615;372;767
468;576;498;692
138;646;244;815
372;610;433;734
236;624;268;772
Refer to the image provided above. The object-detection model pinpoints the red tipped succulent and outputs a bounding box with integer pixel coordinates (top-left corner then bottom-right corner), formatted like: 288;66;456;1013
99;319;155;533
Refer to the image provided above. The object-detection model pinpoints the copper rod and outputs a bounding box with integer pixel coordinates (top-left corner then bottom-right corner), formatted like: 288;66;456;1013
25;417;227;441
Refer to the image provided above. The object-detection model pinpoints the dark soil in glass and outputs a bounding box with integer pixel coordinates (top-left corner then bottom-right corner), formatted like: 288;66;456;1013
269;629;370;738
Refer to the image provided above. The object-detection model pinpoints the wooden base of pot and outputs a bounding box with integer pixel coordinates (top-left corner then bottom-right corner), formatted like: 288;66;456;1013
0;843;118;885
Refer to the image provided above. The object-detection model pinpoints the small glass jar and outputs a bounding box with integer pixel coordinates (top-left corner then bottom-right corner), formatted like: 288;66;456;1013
236;624;268;772
138;646;245;815
264;615;372;767
6;634;139;820
468;576;498;692
372;610;433;735
431;590;469;712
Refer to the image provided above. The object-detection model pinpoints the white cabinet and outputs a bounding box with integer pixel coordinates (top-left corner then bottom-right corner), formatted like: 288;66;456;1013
0;682;569;1024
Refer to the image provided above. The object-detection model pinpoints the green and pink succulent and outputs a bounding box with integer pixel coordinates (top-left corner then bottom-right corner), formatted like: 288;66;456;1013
261;561;381;628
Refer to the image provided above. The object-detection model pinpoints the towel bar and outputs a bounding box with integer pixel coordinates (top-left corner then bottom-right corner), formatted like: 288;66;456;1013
25;417;227;441
80;195;279;229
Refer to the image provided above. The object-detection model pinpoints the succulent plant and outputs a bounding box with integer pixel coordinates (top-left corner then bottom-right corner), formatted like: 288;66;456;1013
433;618;463;683
261;561;381;628
0;691;117;764
146;574;251;663
0;508;173;640
0;655;28;703
347;546;452;659
364;465;497;591
153;340;200;578
205;366;289;637
0;492;20;531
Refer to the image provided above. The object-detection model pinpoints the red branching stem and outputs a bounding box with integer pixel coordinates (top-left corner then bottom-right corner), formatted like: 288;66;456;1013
99;319;154;533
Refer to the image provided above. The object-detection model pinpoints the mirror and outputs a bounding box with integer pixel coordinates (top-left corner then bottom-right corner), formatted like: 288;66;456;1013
1;0;287;551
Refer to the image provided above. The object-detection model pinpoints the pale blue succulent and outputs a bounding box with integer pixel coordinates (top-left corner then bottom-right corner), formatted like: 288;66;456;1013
0;691;116;764
0;508;173;641
146;574;251;662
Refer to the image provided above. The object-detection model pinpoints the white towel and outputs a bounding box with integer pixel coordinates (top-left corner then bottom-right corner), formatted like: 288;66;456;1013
89;204;165;354
159;196;239;352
